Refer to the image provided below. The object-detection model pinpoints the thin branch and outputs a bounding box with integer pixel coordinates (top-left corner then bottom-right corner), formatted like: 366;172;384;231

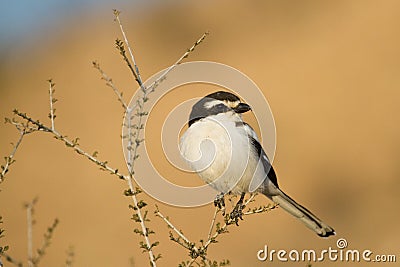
113;10;146;91
187;258;197;267
203;203;278;251
13;110;127;181
207;208;218;241
25;198;38;267
243;193;257;206
117;29;210;267
125;101;157;266
111;12;159;264
125;96;147;180
0;253;23;267
155;207;191;245
8;119;38;134
92;61;128;110
125;31;210;175
155;208;204;264
147;31;209;93
13;81;155;266
126;107;142;175
243;203;278;216
32;218;59;267
47;79;56;131
0;129;25;184
127;176;157;264
115;39;137;81
156;196;277;265
64;246;74;267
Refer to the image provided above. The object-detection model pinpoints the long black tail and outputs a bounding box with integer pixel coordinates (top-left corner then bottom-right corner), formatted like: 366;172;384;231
265;188;335;237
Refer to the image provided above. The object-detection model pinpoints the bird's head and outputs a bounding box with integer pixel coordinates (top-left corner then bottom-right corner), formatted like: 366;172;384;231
188;91;251;126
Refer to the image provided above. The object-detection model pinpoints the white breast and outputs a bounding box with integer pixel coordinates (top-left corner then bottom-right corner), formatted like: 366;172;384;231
180;113;263;194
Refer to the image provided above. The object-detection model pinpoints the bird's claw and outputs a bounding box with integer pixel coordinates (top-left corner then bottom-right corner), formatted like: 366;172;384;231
214;193;226;215
229;193;245;225
230;201;244;225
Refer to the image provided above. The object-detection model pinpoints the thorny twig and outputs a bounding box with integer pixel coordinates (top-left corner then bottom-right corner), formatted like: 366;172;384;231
187;258;197;267
3;200;58;267
32;218;59;267
113;9;145;92
154;206;191;246
204;193;258;243
64;246;74;267
48;79;56;131
13;110;127;180
92;62;128;110
113;10;158;266
112;9;209;266
0;252;23;267
156;195;277;266
203;200;277;250
25;197;38;267
0;116;38;184
207;208;219;241
0;130;24;184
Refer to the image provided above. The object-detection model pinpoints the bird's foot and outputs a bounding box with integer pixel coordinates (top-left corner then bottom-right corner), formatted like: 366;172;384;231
214;192;226;215
229;193;245;225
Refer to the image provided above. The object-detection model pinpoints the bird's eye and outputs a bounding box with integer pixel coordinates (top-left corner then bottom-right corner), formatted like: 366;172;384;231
214;103;228;111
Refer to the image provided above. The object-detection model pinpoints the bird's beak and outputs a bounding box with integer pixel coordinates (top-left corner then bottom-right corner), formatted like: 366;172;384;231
234;103;252;113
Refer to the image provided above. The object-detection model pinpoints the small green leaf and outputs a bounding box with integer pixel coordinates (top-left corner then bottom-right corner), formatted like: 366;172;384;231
150;241;159;248
124;189;134;196
137;200;147;209
131;214;141;222
133;228;144;236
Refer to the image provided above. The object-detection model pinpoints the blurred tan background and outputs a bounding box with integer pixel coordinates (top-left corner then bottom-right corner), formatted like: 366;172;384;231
1;0;399;266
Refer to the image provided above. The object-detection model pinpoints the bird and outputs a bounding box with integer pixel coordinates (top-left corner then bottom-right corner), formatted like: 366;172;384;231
179;91;335;237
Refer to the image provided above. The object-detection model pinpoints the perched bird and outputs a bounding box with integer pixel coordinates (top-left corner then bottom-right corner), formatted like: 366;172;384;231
180;91;335;237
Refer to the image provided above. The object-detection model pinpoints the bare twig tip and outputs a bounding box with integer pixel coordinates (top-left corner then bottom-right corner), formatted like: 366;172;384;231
113;9;121;17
